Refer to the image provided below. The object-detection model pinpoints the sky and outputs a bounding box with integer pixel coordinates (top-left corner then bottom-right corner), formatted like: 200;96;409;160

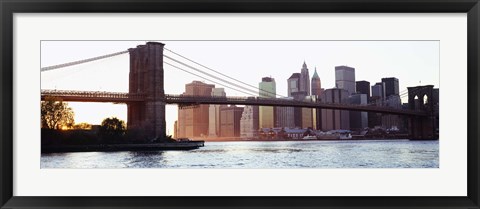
41;41;439;135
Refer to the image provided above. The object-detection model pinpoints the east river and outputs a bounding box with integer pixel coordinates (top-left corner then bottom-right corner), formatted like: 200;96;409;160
41;140;439;168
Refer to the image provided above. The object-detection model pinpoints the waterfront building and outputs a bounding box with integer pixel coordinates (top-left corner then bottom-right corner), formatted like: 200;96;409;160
219;105;244;137
177;81;215;138
320;88;350;131
299;62;311;96
335;65;356;95
348;93;368;131
259;77;276;129
240;105;259;138
208;88;226;138
258;127;315;140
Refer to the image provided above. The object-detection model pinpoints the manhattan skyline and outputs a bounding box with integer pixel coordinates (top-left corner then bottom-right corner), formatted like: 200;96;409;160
41;41;440;135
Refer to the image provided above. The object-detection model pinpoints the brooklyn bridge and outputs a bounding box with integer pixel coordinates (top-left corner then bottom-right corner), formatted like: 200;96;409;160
41;42;438;140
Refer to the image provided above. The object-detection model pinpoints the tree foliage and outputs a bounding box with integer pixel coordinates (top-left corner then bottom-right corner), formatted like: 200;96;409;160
41;97;75;130
73;122;92;130
98;117;126;141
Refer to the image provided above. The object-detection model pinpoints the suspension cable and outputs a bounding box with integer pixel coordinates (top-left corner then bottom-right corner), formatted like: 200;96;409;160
164;48;287;98
164;55;267;97
41;50;128;72
164;61;257;97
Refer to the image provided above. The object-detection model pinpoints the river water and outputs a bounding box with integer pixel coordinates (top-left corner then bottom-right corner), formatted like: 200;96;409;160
41;140;439;169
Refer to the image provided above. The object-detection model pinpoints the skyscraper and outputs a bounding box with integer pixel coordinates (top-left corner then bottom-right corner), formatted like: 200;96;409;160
287;73;300;97
310;68;323;130
320;88;350;131
275;99;295;128
291;91;308;128
348;93;368;130
381;77;400;97
356;80;370;98
219;105;244;137
259;77;276;129
177;81;215;138
208;88;226;138
335;65;356;95
240;105;259;138
311;67;322;97
380;77;401;130
382;95;402;129
299;61;311;96
371;82;385;100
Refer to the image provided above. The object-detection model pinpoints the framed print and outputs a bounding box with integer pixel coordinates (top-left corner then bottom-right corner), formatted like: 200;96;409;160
1;0;479;208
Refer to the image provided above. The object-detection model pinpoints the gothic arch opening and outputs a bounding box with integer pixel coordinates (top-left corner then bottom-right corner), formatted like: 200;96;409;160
423;94;429;105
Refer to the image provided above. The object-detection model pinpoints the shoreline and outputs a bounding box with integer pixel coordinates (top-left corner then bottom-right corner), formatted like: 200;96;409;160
42;141;204;153
42;138;439;153
193;137;438;142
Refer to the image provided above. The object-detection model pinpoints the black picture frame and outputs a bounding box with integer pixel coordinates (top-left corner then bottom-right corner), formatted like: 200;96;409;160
1;0;479;208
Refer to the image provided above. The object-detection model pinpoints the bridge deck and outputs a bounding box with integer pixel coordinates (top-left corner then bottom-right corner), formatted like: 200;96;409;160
41;90;427;116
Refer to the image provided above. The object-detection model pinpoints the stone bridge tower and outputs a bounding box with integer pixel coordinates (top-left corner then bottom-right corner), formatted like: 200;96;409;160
127;42;166;140
407;85;438;139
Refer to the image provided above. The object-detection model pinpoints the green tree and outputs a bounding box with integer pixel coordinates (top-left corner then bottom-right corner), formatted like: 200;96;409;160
98;117;126;142
41;97;75;130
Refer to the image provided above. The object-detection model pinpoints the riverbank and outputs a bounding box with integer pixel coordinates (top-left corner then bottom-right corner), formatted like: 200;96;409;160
42;141;205;153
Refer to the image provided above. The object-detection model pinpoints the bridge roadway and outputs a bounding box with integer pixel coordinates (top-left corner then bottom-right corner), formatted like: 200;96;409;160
41;90;427;116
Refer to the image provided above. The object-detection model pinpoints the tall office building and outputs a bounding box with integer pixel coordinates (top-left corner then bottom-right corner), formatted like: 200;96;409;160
356;81;370;98
381;77;400;97
371;82;386;100
335;65;356;95
219;105;244;137
311;68;323;130
311;67;322;97
240;105;259;138
259;77;276;129
291;91;308;128
208;88;226;138
369;82;386;128
349;93;368;130
320;88;350;131
382;95;403;130
177;81;215;138
287;73;301;97
380;77;401;130
299;62;311;96
301;96;315;129
275;98;295;128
